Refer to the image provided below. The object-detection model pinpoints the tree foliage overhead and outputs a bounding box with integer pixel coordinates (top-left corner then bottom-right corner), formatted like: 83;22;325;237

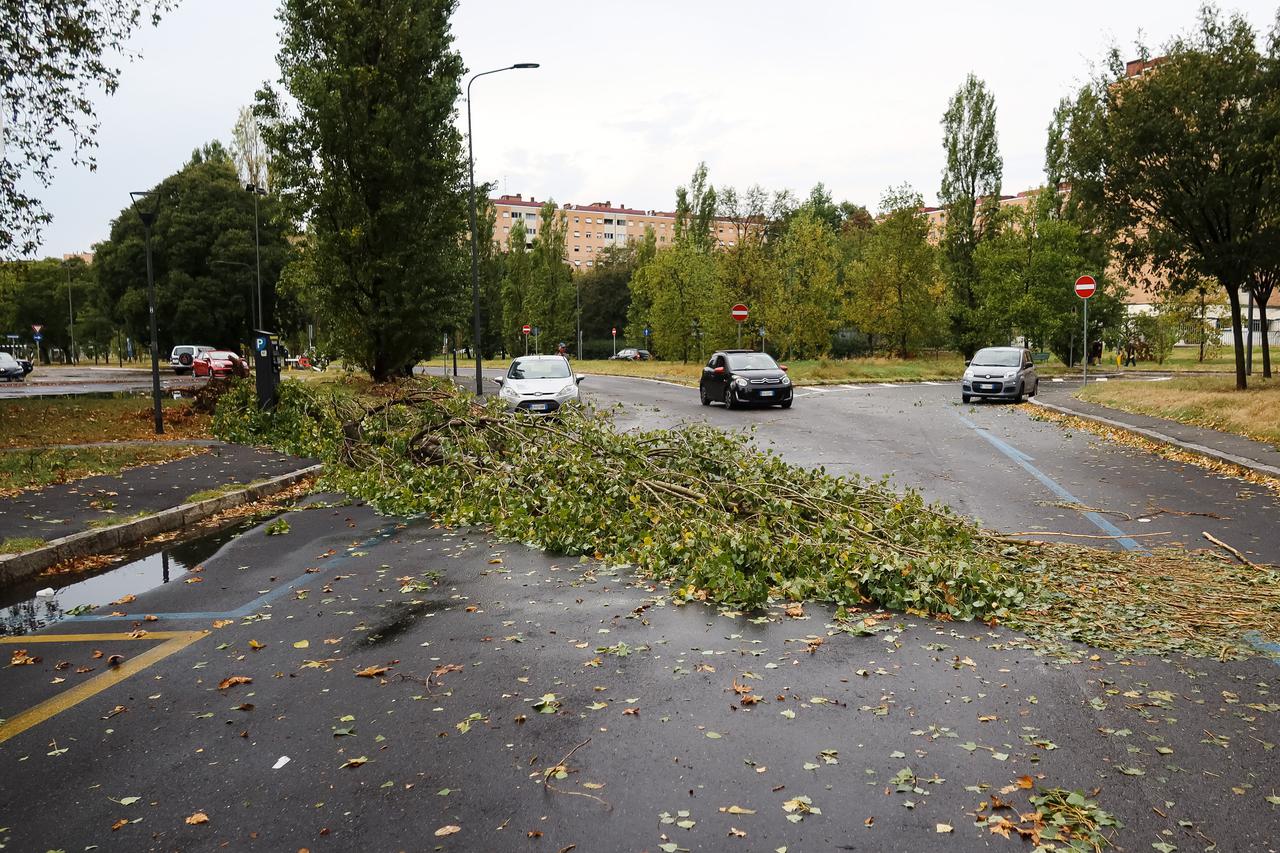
256;0;469;381
93;142;293;353
0;0;172;258
939;73;1003;358
1058;6;1280;389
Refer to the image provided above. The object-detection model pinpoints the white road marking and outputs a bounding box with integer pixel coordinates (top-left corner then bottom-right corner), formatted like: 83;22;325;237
878;383;897;388
1051;377;1065;382
921;381;941;385
840;384;864;390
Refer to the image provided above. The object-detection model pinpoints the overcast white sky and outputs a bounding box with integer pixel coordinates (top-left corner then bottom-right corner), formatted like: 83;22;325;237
28;0;1280;257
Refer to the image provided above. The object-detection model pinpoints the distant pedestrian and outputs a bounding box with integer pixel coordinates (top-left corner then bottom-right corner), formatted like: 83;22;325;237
557;342;567;357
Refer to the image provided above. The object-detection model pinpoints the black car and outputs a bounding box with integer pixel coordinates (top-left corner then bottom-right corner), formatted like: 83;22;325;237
699;350;793;409
0;352;29;381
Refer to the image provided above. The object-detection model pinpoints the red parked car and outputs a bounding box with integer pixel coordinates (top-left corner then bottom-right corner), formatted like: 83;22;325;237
193;350;250;379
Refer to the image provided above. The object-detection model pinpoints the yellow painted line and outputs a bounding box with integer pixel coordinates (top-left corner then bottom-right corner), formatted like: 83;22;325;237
0;630;206;745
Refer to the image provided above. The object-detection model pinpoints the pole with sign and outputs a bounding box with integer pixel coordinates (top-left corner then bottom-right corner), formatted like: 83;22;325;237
731;303;748;347
522;324;531;356
1075;275;1096;386
611;327;617;357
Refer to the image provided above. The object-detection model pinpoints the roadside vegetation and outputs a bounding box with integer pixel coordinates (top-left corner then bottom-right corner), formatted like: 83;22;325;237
0;396;211;448
0;445;205;495
215;378;1280;660
1078;376;1280;445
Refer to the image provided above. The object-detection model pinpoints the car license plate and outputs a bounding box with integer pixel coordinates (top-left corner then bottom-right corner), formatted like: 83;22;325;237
759;390;774;397
530;403;548;411
978;383;998;392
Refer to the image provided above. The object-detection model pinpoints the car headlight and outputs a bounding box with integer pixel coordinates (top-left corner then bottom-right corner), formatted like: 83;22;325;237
1004;371;1016;380
499;384;519;399
557;384;578;397
780;375;790;386
734;377;748;388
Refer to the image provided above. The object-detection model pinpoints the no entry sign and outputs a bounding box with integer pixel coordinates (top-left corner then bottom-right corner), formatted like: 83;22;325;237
731;303;749;323
1074;275;1096;299
522;324;531;335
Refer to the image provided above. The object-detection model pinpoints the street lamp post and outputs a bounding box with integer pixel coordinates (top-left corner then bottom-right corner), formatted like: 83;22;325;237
61;260;76;365
467;62;539;396
246;184;267;330
130;191;164;435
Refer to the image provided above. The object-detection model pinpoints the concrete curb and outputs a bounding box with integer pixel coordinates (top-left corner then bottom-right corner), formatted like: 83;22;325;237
0;463;322;586
1028;397;1280;480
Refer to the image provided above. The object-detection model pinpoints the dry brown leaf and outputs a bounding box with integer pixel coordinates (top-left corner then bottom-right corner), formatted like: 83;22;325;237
623;707;639;716
354;665;389;678
249;639;265;650
184;812;209;826
1015;775;1034;789
110;594;136;606
110;818;128;831
8;649;39;666
434;825;461;837
218;676;252;690
784;602;804;618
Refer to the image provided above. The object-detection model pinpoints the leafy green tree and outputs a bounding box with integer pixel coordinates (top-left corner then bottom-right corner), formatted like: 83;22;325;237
1;0;173;257
472;194;506;358
93;143;293;354
1058;7;1280;389
256;0;469;381
230;105;271;191
525;202;574;351
848;186;940;358
499;221;532;354
763;210;841;359
630;244;725;363
939;73;1003;358
578;243;638;353
674;163;717;252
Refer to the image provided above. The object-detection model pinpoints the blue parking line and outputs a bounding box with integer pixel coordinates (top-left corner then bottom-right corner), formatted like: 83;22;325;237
955;414;1147;553
65;523;402;623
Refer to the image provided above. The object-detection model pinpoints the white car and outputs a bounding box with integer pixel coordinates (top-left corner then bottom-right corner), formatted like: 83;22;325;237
170;344;214;375
961;346;1039;403
494;355;583;414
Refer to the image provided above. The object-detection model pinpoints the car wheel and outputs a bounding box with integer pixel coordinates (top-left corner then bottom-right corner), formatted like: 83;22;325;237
780;399;792;409
699;385;711;406
723;384;737;409
961;393;971;404
1015;382;1025;402
1030;380;1039;398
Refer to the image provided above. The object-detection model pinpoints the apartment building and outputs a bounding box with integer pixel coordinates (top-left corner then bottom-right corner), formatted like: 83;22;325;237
491;194;746;269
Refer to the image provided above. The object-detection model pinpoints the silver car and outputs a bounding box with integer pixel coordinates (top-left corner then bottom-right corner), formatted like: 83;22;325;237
494;355;584;414
961;347;1038;403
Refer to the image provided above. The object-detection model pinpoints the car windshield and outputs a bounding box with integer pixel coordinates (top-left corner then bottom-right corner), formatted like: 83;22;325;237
971;348;1021;367
508;358;570;380
0;353;16;366
206;351;236;360
725;352;778;370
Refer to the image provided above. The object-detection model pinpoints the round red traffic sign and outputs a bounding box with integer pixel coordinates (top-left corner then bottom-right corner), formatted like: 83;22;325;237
522;324;531;335
1074;275;1096;299
611;327;617;335
731;303;749;323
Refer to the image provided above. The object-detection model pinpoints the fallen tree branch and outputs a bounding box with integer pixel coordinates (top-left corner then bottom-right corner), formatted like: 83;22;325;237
1202;531;1257;569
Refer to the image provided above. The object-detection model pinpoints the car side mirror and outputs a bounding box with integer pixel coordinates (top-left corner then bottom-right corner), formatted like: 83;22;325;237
575;374;584;384
780;364;789;372
492;377;504;385
964;360;971;367
713;366;725;375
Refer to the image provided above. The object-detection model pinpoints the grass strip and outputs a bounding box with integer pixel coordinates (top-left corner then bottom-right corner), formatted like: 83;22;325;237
1078;375;1280;446
212;378;1280;659
0;445;206;495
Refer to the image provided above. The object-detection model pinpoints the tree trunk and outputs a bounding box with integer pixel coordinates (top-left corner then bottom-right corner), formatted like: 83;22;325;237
1226;285;1247;390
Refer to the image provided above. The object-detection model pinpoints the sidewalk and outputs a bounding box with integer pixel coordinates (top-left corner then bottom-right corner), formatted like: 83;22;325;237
1033;387;1280;479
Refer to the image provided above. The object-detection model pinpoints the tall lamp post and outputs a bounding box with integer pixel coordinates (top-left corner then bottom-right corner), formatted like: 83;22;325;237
246;183;267;330
130;190;164;435
467;62;539;395
61;259;76;364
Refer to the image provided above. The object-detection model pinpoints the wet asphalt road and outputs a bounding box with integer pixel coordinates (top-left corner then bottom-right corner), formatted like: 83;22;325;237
0;366;200;398
0;501;1276;853
444;367;1280;565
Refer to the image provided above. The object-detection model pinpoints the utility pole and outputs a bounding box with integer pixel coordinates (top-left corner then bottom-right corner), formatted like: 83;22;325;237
62;260;76;364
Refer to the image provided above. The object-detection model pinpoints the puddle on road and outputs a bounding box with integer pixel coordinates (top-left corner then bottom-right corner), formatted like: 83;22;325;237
0;514;277;636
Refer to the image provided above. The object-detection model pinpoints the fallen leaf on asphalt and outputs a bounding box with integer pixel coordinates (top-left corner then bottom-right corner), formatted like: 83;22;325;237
184;576;203;584
341;756;369;768
1016;775;1034;789
355;665;389;678
623;707;639;716
101;705;127;720
249;640;265;650
111;818;128;831
293;640;309;649
144;615;158;622
784;603;804;618
106;654;124;667
719;805;755;815
184;812;209;825
212;620;233;629
92;650;103;659
218;676;252;690
9;649;39;666
434;825;461;837
728;827;747;837
936;823;953;833
110;594;136;605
